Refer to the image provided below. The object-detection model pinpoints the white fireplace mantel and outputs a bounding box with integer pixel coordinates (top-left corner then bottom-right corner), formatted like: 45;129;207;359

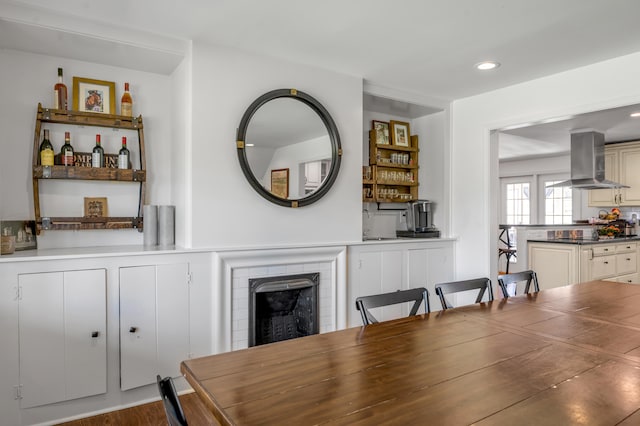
212;245;347;353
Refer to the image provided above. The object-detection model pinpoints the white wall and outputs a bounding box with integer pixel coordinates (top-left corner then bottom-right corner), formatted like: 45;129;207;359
188;42;363;248
452;51;640;280
171;43;193;248
0;48;173;249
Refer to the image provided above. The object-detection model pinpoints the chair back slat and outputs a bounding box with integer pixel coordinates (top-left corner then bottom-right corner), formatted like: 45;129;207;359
355;287;430;325
497;270;539;298
435;278;493;310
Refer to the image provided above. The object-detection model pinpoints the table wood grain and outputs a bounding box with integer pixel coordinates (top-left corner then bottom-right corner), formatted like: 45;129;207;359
181;280;640;425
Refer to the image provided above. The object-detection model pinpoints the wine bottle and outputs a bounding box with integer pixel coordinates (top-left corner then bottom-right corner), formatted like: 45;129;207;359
54;68;68;111
39;129;54;166
60;131;74;166
121;82;132;117
92;134;104;168
118;136;130;169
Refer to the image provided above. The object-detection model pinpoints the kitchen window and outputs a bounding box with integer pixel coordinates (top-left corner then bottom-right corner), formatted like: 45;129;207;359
503;181;530;225
543;179;572;224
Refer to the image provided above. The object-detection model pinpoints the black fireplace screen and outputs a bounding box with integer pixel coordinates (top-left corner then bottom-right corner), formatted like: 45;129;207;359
248;272;319;347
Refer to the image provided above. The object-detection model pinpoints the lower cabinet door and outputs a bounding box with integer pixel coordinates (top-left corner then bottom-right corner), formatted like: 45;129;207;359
590;256;617;280
119;263;189;390
119;266;157;391
617;273;639;284
19;269;106;408
616;252;637;276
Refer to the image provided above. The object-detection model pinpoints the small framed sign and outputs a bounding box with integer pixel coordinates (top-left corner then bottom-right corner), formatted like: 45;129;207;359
84;197;108;217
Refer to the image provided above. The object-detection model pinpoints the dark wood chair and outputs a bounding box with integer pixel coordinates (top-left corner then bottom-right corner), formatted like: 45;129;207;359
498;227;517;273
498;270;540;298
435;278;493;310
157;375;188;426
355;287;430;325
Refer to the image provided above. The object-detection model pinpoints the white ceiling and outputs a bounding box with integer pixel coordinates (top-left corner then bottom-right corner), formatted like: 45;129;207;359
4;0;640;159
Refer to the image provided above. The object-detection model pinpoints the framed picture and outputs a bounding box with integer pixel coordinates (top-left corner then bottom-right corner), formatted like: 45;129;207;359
390;120;411;147
271;168;289;199
73;77;116;114
372;120;390;145
84;197;108;217
0;220;37;251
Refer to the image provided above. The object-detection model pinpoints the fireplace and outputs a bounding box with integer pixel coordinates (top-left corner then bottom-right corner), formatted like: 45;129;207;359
248;272;319;347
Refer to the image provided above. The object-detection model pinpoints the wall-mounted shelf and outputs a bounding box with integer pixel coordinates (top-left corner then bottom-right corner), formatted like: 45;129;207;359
364;132;419;202
31;103;146;234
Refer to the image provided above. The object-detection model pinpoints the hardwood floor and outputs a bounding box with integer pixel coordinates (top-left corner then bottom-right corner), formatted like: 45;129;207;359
56;392;219;425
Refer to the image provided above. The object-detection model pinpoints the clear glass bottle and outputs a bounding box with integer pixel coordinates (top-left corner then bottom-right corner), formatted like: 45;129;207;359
54;68;68;111
60;131;74;166
39;129;54;166
118;136;130;169
121;82;132;117
92;134;104;168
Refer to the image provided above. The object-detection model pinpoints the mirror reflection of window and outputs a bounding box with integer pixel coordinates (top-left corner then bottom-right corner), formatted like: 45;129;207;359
303;159;331;195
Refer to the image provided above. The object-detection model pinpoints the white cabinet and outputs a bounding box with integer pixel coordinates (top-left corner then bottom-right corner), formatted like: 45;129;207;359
589;142;640;206
581;242;638;282
347;241;454;326
528;243;580;289
529;241;639;287
119;263;189;390
18;269;106;408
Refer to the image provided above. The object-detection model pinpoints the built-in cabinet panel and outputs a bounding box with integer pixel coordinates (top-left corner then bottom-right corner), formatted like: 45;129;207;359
589;142;640;206
618;145;640;205
407;247;454;309
528;243;580;289
347;241;454;326
63;271;108;401
18;269;106;408
119;266;158;391
581;242;639;282
119;263;189;391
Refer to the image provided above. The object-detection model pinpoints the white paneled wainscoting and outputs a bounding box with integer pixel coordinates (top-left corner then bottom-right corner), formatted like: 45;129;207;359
212;246;348;352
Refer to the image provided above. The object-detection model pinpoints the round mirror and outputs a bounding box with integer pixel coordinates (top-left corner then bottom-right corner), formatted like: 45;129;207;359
237;89;342;207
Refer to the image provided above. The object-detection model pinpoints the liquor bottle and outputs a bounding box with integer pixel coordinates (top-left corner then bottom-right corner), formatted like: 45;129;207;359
118;136;130;169
60;131;74;166
92;134;104;168
39;129;54;166
121;82;132;117
54;68;68;110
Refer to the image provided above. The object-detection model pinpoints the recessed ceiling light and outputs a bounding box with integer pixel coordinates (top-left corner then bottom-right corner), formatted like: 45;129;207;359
475;61;500;71
630;112;640;118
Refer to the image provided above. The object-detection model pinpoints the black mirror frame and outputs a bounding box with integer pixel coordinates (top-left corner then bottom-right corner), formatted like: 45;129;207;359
236;89;342;208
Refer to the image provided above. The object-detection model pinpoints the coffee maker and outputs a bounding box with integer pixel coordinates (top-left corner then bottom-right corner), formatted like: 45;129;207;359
397;200;440;238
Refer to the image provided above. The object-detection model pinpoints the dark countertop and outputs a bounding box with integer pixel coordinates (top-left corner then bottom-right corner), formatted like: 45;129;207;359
527;236;640;245
500;223;593;228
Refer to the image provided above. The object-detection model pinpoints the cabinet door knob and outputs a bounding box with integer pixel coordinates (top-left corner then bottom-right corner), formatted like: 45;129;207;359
129;326;138;333
91;331;99;338
604;261;609;264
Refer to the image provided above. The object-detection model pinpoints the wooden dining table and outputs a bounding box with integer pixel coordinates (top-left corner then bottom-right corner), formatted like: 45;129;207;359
180;280;640;425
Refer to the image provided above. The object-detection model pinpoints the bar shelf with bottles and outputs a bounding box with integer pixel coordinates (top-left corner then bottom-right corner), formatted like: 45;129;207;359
31;103;146;233
364;130;419;202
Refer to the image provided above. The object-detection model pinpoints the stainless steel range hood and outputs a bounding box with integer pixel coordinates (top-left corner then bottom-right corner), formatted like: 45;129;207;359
549;131;628;189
